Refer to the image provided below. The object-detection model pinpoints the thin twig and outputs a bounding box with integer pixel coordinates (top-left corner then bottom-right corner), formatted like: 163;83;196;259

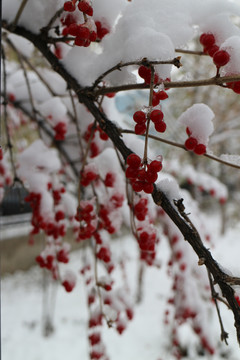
175;48;207;56
1;46;18;181
93;57;182;88
120;129;240;170
10;0;29;30
41;6;64;34
208;270;229;344
93;74;240;96
143;65;155;165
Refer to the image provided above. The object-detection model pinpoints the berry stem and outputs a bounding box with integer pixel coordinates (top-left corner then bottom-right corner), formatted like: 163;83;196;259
143;65;155;166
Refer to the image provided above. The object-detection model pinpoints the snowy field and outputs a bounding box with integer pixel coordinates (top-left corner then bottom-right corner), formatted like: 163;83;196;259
2;218;240;360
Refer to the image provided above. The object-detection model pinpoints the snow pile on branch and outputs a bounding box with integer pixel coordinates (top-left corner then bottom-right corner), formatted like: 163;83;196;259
178;104;214;146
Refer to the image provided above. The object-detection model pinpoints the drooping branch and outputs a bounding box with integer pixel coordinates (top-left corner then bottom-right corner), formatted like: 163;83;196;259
3;20;240;344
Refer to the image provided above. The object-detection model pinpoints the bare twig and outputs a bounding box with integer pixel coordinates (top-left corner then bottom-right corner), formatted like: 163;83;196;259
10;0;29;30
93;74;240;96
93;57;182;88
1;46;18;181
120;129;240;170
208;270;229;344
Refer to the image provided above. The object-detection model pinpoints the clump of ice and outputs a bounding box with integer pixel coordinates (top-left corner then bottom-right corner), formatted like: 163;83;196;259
178;103;214;145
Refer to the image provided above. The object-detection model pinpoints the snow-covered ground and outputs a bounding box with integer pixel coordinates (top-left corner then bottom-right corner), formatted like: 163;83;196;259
2;218;240;360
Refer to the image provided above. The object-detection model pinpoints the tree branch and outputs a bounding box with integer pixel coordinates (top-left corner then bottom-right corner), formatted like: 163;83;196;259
3;20;240;344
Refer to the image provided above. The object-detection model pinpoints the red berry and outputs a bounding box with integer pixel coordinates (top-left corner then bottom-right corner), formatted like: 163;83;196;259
105;92;115;98
97;246;111;263
207;44;219;57
68;23;79;36
64;1;76;12
213;50;230;67
78;1;93;16
89;333;101;346
131;180;144;192
148;160;162;173
142;182;154;194
156;90;168;100
138;65;151;81
133;110;146;123
126;166;139;179
145;170;158;183
126;153;141;168
199;33;215;48
104;172;115;187
150;109;164;122
55;210;65;222
77;25;90;39
154;120;166;133
152;91;160;107
233;81;240;94
185;137;197;151
194;143;206;155
135;123;146;135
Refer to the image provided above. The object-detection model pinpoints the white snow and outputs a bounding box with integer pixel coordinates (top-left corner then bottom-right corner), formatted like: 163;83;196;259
178;103;214;145
2;221;240;360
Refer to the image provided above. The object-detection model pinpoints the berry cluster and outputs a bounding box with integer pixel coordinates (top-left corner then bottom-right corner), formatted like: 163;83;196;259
75;201;97;241
133;108;166;135
62;1;96;47
61;2;109;49
98;193;124;234
83;122;109;158
53;121;67;141
62;270;76;292
184;128;206;155
80;165;98;186
64;0;93;16
199;32;240;93
134;198;148;221
95;21;109;40
126;153;162;194
200;33;230;67
104;172;115;187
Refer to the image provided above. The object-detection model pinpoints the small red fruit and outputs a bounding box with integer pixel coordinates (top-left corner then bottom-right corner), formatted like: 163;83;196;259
150;109;164;122
194;143;206;155
135;123;146;135
154;120;166;133
133;110;146;123
213;50;230;67
185;137;197;151
64;1;76;12
126;154;141;168
199;33;215;48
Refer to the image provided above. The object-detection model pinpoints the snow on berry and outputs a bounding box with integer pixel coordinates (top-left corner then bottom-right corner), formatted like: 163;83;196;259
62;270;77;292
178;103;214;147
